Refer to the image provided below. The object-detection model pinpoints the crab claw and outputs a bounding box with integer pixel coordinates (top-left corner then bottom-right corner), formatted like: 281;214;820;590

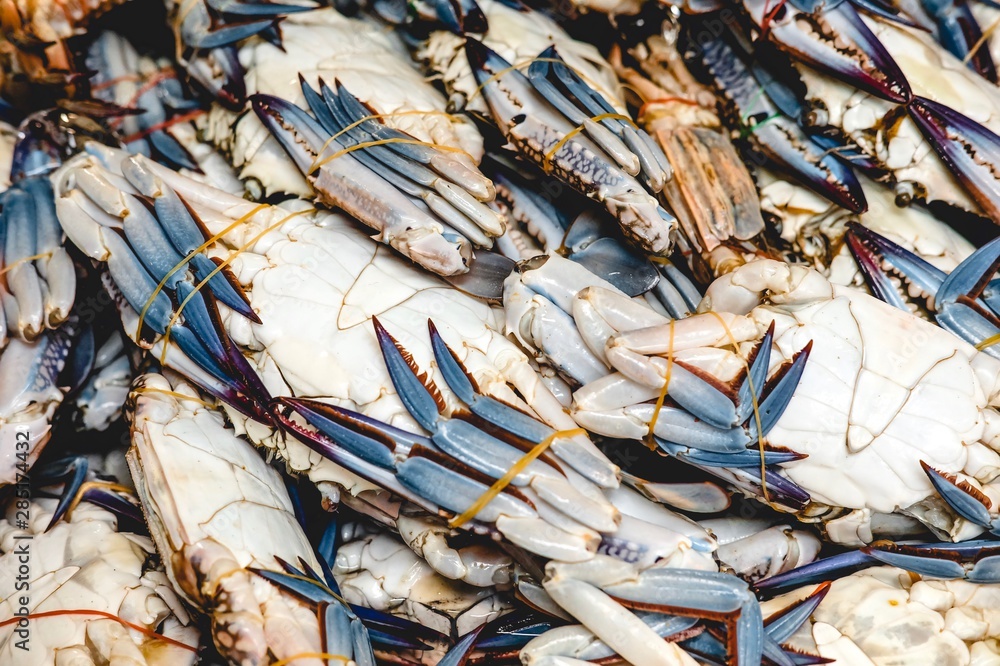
745;0;911;103
908;96;1000;223
863;540;1000;582
205;0;316;15
754;550;876;597
694;29;867;213
845;222;946;313
922;461;1000;533
464;38;677;256
33;456;143;532
251;85;484;276
250;567;378;665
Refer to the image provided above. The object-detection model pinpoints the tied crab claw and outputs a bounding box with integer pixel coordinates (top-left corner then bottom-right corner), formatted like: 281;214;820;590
52;150;272;421
273;317;788;666
846;222;1000;357
463;39;678;256
0;113;78;343
252;78;508;281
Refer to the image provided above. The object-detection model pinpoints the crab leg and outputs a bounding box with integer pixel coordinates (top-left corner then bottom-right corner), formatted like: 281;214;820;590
465;39;677;256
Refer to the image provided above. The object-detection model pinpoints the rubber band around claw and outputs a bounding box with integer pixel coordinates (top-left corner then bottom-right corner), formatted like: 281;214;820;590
158;207;316;366
131;386;216;409
135;202;269;341
542;112;635;169
0;610;199;652
449;428;586;528
706;311;770;504
0;251;52;277
466;56;619;106
977;332;1000;351
645;319;675;453
965;15;1000;66
60;480;134;523
308;137;471;176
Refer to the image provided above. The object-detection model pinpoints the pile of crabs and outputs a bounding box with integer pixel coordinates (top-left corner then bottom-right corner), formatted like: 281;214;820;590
4;0;1000;663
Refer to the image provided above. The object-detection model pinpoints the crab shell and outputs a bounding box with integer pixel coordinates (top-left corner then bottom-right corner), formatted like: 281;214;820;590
0;497;200;665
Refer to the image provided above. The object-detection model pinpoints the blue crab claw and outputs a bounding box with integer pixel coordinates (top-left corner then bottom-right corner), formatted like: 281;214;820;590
252;567;378;665
735;322;773;424
754;550;876;597
845;222;946;312
605;567;763;666
184;47;247;110
427;0;489;33
695;31;867;213
746;0;911;103
205;0;316;15
252;92;480;277
34;457;143;532
908;96;1000;222
863;540;1000;582
181;16;278;50
474;608;557;652
438;626;485;666
921;0;997;82
122;158;259;324
748;341;813;440
426;320;618;488
764;581;831;644
734;465;812;511
464;38;677;256
922;461;1000;532
527;46;672;192
655;439;806;468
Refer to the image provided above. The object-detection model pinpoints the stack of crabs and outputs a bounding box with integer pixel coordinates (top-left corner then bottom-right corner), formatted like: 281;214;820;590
6;0;1000;663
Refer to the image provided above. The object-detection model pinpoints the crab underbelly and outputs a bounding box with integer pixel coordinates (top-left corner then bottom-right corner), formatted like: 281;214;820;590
756;294;991;513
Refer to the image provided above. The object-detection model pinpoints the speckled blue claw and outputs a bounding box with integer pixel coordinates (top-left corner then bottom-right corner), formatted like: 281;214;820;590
474;608;557;652
863;540;1000;582
908;96;1000;222
754;550;877;597
694;26;867;213
747;0;912;103
465;38;677;256
846;222;946;312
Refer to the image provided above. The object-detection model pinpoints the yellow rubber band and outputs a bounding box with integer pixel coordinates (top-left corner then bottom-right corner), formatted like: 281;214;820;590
645;319;674;452
448;428;587;528
308;136;472;175
964;15;1000;66
158;207;316;365
541;112;636;169
131;386;216;409
977;332;1000;351
61;480;134;522
135;202;269;341
706;311;770;504
467;57;619;106
0;251;52;277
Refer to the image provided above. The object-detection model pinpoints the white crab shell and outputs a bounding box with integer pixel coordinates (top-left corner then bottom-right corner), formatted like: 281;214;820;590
761;566;1000;665
0;498;199;665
